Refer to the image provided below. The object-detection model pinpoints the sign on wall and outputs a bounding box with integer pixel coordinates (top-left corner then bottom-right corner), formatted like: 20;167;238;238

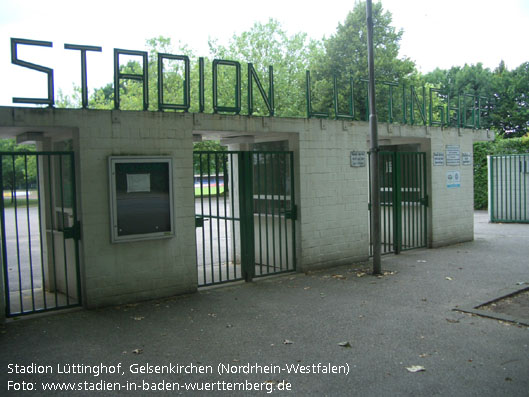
445;145;461;166
462;152;472;165
446;171;461;188
350;151;366;167
109;156;174;243
433;152;445;166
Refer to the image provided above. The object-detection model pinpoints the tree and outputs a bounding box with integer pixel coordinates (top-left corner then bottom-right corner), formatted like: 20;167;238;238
193;141;226;174
423;63;494;127
490;62;529;137
0;140;37;202
312;1;417;120
208;19;324;117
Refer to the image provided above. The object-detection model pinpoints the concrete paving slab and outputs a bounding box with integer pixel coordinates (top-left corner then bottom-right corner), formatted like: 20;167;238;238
0;211;528;396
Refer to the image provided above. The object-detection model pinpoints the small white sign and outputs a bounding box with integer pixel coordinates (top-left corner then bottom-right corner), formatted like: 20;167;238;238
446;171;461;188
127;173;151;193
350;151;366;167
462;152;472;166
446;145;461;166
433;152;445;166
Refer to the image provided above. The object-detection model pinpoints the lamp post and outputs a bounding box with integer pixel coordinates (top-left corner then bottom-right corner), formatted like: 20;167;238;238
366;0;381;275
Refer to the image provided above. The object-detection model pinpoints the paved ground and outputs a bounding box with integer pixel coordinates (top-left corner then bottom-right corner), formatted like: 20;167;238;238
1;211;528;396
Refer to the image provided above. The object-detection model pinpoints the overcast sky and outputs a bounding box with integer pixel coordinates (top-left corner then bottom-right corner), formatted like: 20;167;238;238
0;0;527;106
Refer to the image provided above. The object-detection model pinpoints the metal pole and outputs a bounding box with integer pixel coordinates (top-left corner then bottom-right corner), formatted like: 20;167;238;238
366;0;382;274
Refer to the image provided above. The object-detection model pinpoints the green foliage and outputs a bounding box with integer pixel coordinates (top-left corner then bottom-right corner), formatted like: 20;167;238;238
313;1;417;120
489;62;529;137
193;141;226;174
208;19;323;117
473;137;529;209
54;3;527;139
0;140;37;200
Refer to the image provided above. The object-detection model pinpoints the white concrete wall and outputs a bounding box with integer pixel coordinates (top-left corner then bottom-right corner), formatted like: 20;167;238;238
0;107;492;315
297;119;370;270
428;129;475;247
0;108;197;308
194;115;371;271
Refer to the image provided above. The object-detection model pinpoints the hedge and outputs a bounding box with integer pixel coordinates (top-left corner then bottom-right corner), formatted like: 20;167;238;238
473;136;529;209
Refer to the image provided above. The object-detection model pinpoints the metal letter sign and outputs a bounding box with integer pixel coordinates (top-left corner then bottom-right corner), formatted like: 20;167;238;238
64;44;102;108
8;36;494;128
11;38;54;106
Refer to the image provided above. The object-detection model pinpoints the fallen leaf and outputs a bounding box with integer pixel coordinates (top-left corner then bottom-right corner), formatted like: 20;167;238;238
208;313;217;318
445;277;453;281
419;353;428;358
304;287;311;290
338;341;352;348
446;318;460;323
283;339;293;345
356;272;367;278
132;316;144;321
417;260;427;263
406;365;425;373
132;349;143;355
332;274;346;280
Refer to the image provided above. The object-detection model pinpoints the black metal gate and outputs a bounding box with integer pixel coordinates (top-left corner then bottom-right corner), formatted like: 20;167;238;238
370;151;428;254
1;151;81;317
194;151;296;286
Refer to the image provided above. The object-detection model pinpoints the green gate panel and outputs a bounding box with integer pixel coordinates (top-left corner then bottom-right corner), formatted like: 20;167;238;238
0;151;82;317
194;151;296;287
489;154;529;223
370;151;428;255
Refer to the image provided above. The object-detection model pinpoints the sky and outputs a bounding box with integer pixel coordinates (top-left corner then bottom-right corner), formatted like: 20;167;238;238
0;0;528;107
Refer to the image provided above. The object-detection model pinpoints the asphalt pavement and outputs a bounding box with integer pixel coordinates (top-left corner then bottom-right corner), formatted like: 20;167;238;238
0;211;528;396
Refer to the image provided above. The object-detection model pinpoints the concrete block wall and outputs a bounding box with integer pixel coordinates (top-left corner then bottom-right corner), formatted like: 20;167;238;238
77;110;197;307
297;120;370;270
0;107;492;316
428;129;475;247
193;115;371;272
0;108;198;309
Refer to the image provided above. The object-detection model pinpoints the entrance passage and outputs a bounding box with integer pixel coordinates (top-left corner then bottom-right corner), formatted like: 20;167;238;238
1;151;81;317
370;151;428;254
194;151;296;286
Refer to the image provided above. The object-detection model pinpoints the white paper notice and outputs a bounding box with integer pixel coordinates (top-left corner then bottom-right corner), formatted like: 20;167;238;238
127;173;151;193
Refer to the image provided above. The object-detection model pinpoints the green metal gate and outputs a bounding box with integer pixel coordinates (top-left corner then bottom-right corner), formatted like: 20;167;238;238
489;154;529;223
1;151;81;317
370;151;428;254
194;151;296;286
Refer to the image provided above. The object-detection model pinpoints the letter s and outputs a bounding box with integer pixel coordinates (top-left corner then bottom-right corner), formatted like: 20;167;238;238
11;38;54;106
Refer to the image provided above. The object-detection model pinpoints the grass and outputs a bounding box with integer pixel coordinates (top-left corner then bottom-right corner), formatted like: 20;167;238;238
195;186;226;197
2;198;39;208
2;191;39;208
